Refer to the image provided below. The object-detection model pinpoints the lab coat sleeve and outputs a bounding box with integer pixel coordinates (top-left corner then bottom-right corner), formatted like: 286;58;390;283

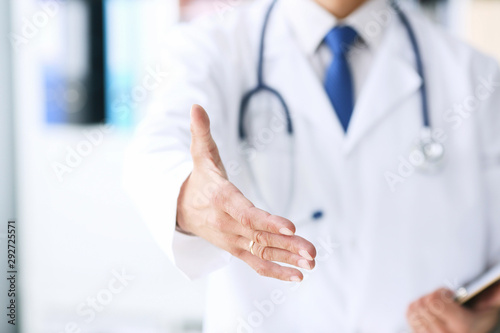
478;59;500;267
123;23;232;280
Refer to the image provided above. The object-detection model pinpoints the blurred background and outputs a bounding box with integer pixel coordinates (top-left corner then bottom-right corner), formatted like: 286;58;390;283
0;0;499;332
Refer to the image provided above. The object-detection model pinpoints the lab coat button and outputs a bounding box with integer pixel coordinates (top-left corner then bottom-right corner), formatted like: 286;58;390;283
312;210;323;220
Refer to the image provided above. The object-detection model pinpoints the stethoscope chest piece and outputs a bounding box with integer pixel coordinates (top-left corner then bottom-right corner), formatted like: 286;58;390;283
412;127;445;173
422;141;445;163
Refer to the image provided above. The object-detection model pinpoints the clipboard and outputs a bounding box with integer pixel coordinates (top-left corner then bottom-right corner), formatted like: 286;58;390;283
455;263;500;305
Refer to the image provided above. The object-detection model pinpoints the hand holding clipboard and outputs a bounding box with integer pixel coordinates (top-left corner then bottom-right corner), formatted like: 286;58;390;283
407;264;500;332
455;263;500;309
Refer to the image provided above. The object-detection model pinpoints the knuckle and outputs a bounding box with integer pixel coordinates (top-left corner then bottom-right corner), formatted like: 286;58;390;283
253;230;267;245
439;288;454;303
407;302;417;317
220;233;233;246
254;264;268;277
240;209;253;229
430;290;441;302
258;246;271;261
429;299;444;315
230;246;244;258
406;312;418;327
205;142;220;161
421;295;431;308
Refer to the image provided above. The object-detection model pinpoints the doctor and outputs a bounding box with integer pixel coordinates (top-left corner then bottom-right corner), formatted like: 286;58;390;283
124;0;500;331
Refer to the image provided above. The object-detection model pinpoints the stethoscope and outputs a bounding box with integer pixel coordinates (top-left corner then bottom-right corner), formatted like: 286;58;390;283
237;0;445;214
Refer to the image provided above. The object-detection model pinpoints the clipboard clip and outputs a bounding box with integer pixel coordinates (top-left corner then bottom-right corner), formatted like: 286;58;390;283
455;287;469;304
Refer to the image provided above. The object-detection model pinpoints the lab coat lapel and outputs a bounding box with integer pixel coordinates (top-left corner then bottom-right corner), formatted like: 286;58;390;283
344;20;422;154
256;1;344;219
264;1;345;144
261;2;423;156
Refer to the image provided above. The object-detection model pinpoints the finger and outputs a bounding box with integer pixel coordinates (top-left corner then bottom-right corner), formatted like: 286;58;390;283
424;288;473;332
190;104;226;175
213;211;315;261
236;237;315;270
247;230;316;260
407;300;420;328
421;295;450;333
426;319;449;333
237;250;304;282
211;185;296;236
407;298;434;332
415;297;435;332
428;289;469;320
413;310;440;333
407;309;429;333
438;302;473;332
471;282;500;310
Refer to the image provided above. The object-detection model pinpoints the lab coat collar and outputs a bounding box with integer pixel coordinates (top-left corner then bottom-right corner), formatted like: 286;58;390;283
344;14;423;153
282;0;391;56
266;0;422;154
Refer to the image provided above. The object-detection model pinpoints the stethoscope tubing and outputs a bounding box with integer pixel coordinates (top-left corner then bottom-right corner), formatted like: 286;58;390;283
238;0;292;141
391;1;431;129
236;0;445;216
239;0;433;140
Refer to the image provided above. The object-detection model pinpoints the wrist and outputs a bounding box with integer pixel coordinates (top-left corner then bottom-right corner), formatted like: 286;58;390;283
175;220;195;236
176;174;195;236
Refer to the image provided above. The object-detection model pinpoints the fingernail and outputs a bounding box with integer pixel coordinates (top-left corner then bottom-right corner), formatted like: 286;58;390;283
298;259;311;270
290;276;301;282
279;228;294;236
299;249;313;261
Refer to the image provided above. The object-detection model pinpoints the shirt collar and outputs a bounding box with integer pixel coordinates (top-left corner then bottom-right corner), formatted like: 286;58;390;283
282;0;391;56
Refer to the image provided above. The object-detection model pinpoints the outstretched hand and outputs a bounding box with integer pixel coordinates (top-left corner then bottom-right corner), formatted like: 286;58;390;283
176;105;317;282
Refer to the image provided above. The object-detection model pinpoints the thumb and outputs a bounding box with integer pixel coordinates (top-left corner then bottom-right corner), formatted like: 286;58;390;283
190;104;227;176
471;282;500;311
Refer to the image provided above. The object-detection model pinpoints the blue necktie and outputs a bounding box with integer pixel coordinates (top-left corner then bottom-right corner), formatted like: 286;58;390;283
324;26;358;132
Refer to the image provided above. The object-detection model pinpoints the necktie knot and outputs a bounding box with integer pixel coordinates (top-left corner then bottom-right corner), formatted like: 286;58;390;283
324;26;358;55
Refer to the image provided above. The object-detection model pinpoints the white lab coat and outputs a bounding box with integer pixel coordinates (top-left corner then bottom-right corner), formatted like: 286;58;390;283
123;0;500;332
